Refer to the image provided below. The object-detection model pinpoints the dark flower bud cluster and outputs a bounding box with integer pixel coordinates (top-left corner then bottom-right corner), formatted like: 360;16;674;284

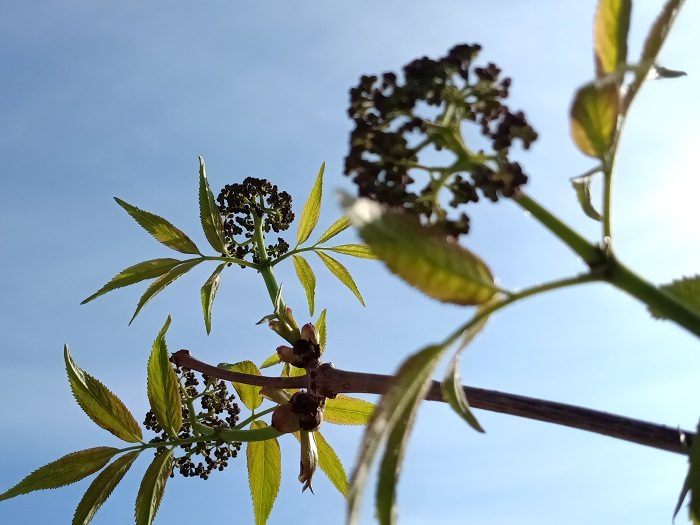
144;368;242;480
344;43;538;236
216;177;294;264
271;390;325;433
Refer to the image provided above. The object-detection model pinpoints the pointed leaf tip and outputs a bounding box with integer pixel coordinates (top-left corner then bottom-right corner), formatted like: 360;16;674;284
198;157;229;255
297;163;325;245
147;317;182;439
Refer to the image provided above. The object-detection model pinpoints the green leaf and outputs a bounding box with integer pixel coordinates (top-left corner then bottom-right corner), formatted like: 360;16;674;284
297;162;325;245
218;361;263;411
348;343;448;524
201;263;226;334
570;173;602;222
198;156;229;255
650;276;700;319
594;0;631;76
65;345;143;443
293;255;316;316
73;451;140;525
0;447;119;502
570;79;619;159
247;421;281;525
345;198;498;306
316;309;327;353
130;259;201;324
81;259;182;305
316;215;351;245
294;431;348;497
147;317;182;439
325;244;378;260
114;197;200;255
135;449;173;525
316;251;365;307
259;352;281;369
325;395;374;425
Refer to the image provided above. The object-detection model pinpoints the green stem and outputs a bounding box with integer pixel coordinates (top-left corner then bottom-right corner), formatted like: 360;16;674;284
201;255;258;269
235;406;277;430
252;214;284;309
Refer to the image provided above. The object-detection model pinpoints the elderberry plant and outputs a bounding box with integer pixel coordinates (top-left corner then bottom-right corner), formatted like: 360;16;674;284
3;1;700;525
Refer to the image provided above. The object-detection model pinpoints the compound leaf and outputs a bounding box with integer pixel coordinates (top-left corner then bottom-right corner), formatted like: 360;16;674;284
247;421;281;525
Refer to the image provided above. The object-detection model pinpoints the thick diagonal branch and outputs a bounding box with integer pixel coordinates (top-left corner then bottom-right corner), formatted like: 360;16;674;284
171;350;692;455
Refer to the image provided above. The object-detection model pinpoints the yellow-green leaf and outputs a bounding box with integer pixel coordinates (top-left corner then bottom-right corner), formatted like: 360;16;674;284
73;451;140;525
135;449;173;525
650;275;700;319
0;447;119;502
247;421;281;525
316;251;365;307
130;259;201;324
293;255;316;316
294;431;348;497
345;198;498;306
81;259;182;305
259;352;280;369
570;173;602;222
297;162;325;245
316;215;351;245
65;345;142;443
147;317;182;439
316;309;327;353
326;244;378;260
201;263;226;334
325;395;374;426
114;197;200;255
594;0;631;76
198;156;229;254
218;361;263;411
570;79;619;159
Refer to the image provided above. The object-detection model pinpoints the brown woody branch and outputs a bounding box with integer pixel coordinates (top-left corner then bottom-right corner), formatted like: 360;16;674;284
171;349;692;455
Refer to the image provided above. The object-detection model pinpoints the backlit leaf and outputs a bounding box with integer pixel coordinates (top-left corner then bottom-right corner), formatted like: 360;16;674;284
316;309;327;353
649;275;700;319
73;451;140;525
130;259;201;324
259;353;281;369
570;79;619;159
316;215;351;245
293;255;316;316
198;156;229;254
65;345;142;443
81;259;182;305
326;244;378;260
114;197;200;255
294;431;348;497
201;263;226;334
0;447;119;502
135;449;173;525
247;421;281;525
325;395;374;425
345;198;498;306
316;251;365;307
297;163;325;245
147;317;182;439
594;0;631;76
571;173;602;221
218;361;263;411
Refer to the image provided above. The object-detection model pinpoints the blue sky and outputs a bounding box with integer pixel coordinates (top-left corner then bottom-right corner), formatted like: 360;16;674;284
1;1;700;523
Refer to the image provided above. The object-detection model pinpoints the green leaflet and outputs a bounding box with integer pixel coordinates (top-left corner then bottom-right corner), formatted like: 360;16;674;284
347;344;448;524
81;258;182;305
570;79;620;159
293;254;316;316
316;309;327;353
0;447;119;501
198;156;229;255
146;317;182;439
316;251;365;307
259;352;281;369
316;215;351;245
72;451;140;525
130;259;201;324
135;449;173;525
594;0;631;76
247;421;281;525
649;276;700;319
325;244;378;260
64;345;143;443
345;198;498;306
114;197;200;255
297;162;325;245
294;431;348;497
201;263;226;334
624;0;685;111
570;173;602;222
218;361;263;411
325;395;374;425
